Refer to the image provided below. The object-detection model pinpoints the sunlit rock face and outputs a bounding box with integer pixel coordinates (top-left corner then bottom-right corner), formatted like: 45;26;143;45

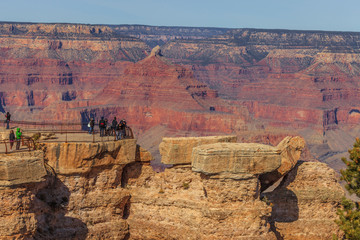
264;161;345;240
159;135;237;165
0;136;345;239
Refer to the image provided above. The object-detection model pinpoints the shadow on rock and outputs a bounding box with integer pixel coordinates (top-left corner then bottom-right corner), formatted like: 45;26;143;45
121;161;144;188
32;176;88;239
263;162;303;240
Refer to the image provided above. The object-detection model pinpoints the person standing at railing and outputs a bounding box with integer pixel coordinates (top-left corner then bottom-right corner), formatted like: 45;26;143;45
111;117;118;136
9;130;15;150
117;119;127;140
5;112;11;129
15;128;22;150
88;118;95;134
99;117;106;137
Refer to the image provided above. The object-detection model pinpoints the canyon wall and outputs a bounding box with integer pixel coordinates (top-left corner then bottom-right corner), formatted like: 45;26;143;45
1;23;360;169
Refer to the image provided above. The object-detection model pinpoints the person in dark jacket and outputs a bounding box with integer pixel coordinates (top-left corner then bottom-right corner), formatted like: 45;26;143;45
99;117;106;137
111;117;118;136
15;128;22;150
9;130;15;150
117;119;127;140
5;112;11;129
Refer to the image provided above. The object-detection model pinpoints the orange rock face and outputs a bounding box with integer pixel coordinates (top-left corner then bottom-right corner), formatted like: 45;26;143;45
0;137;345;239
264;161;345;239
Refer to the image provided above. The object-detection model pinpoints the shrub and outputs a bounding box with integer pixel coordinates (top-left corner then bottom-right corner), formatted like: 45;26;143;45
336;138;360;239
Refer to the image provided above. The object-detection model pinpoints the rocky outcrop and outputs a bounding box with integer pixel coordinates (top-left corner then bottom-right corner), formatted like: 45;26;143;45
192;142;281;178
127;137;344;240
44;139;137;174
159;135;237;165
0;151;46;186
0;182;46;239
0;136;345;239
264;161;345;239
127;165;276;240
0;140;138;239
260;136;306;191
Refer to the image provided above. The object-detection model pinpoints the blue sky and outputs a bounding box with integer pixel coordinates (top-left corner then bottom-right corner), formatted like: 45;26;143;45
1;0;359;32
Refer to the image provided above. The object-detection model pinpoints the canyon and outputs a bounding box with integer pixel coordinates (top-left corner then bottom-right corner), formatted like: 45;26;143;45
0;23;359;171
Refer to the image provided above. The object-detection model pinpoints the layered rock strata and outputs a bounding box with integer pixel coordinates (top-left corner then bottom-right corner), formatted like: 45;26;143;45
0;140;137;239
1;23;360;170
44;139;137;174
192;142;281;177
126;166;276;240
0;136;345;239
0;151;46;186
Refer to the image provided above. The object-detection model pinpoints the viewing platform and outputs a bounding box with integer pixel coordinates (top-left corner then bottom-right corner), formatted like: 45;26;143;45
0;120;135;154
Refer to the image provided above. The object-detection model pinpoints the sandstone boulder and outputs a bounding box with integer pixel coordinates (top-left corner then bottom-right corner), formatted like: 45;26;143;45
135;144;154;163
191;142;281;178
0;151;47;186
160;135;237;165
45;139;137;174
260;136;305;191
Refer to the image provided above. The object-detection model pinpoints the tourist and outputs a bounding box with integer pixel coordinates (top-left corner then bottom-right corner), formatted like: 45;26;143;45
99;117;106;137
88;118;95;134
9;130;15;150
15;128;22;150
117;119;127;140
5;112;11;129
111;117;118;136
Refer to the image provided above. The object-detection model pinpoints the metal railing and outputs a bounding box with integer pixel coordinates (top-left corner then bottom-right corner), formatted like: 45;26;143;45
2;137;36;154
0;120;135;154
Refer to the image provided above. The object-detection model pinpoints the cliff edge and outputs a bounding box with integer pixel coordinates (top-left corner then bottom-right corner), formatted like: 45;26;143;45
0;136;344;239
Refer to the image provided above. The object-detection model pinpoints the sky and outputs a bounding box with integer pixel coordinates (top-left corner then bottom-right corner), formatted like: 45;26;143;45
0;0;359;32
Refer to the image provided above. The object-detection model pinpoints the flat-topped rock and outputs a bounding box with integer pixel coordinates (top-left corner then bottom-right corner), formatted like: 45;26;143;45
191;143;281;178
0;151;47;186
45;139;137;175
160;135;237;165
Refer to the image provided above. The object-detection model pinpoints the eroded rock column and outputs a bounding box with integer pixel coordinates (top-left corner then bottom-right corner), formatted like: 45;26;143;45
127;137;278;239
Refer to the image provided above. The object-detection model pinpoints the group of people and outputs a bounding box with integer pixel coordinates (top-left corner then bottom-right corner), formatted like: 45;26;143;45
88;117;128;140
9;128;22;150
3;112;23;151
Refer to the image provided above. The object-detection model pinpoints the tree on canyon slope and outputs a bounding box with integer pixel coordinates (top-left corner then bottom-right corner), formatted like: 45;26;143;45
336;138;360;239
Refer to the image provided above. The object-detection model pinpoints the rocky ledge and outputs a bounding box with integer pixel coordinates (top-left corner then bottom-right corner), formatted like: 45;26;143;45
0;135;345;239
